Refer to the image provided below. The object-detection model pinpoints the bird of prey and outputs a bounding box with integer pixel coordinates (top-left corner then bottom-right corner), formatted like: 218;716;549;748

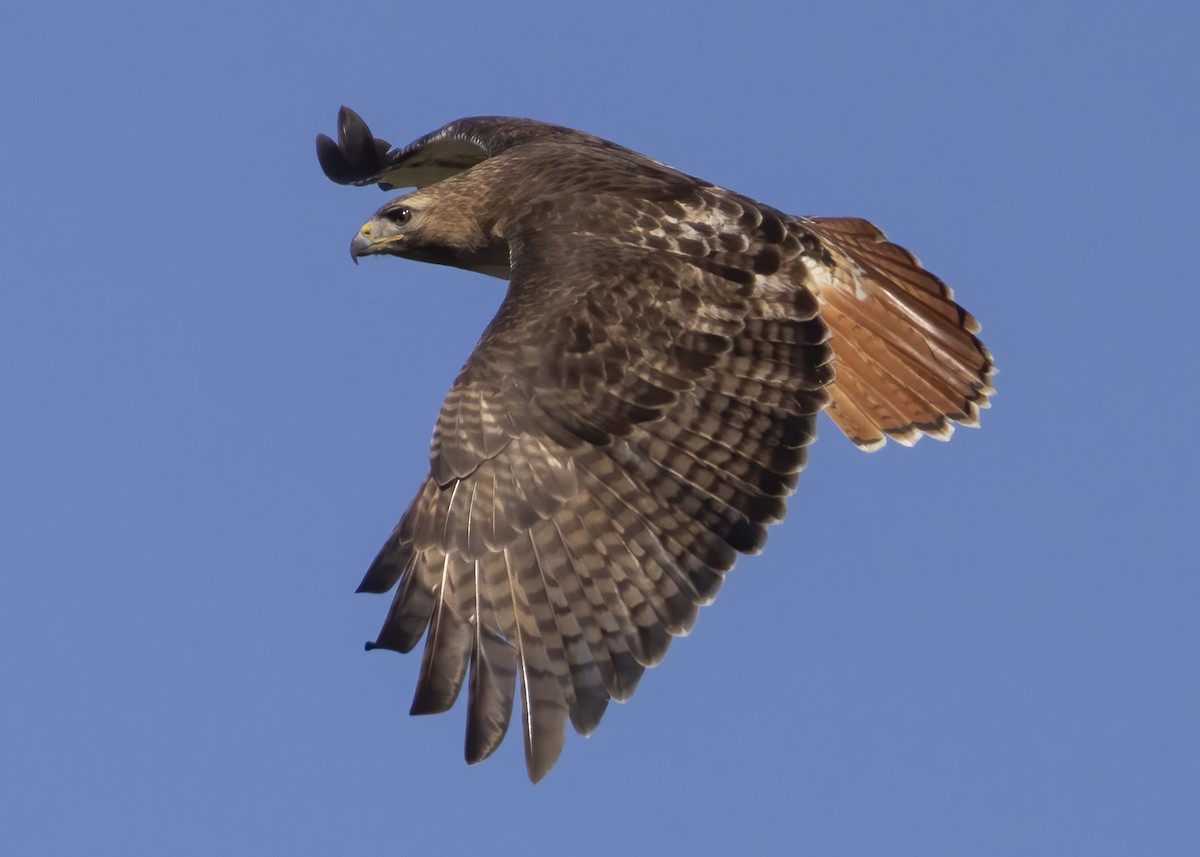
317;107;994;782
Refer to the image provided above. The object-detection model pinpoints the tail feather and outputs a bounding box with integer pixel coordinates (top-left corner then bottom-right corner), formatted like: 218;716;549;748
799;216;995;449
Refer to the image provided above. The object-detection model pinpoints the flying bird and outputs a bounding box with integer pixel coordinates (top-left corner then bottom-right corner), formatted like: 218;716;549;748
317;107;994;782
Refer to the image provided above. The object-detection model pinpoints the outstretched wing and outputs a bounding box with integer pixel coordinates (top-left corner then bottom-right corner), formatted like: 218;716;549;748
799;216;995;450
319;107;995;780
316;106;617;191
357;205;834;781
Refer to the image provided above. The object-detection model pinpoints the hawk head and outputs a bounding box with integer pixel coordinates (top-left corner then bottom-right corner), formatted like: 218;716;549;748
349;191;511;279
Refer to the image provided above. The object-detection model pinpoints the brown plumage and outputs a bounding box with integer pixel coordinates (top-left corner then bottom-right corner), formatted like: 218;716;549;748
317;107;995;781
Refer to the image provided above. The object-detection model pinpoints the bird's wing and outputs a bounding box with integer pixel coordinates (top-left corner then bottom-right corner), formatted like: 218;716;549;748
797;216;995;450
316;106;617;191
358;197;834;781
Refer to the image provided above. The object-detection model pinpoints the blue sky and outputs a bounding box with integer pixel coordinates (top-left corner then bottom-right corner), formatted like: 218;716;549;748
2;1;1196;854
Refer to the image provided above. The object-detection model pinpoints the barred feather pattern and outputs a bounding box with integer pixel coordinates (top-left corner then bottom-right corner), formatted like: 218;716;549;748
797;216;995;450
360;207;834;781
321;109;995;782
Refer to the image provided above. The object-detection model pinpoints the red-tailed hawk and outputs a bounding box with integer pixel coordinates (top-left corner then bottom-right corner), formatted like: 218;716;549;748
317;107;994;781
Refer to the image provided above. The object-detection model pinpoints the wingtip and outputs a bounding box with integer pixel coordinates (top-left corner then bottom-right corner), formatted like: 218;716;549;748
316;131;351;184
524;743;561;784
318;105;391;185
336;105;365;149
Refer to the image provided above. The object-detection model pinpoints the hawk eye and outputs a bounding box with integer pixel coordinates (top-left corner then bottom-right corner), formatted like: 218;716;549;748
385;206;411;224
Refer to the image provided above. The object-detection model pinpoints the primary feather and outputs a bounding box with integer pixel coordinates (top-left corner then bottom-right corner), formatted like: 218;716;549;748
319;107;994;781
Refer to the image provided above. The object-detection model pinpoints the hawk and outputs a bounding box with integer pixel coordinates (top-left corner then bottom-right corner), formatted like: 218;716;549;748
317;107;994;781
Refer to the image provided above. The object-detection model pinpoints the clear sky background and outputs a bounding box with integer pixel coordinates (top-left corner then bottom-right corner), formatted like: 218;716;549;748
2;1;1196;854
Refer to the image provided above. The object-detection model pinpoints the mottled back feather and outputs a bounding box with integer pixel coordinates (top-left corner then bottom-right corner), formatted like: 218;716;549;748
320;108;994;781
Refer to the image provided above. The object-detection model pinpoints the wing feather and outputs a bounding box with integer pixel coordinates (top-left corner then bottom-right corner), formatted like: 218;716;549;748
464;552;517;764
328;110;994;781
361;221;832;777
317;106;620;191
408;550;474;714
501;544;569;782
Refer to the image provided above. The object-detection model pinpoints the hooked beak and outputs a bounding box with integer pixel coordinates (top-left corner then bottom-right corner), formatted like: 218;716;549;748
349;219;404;264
